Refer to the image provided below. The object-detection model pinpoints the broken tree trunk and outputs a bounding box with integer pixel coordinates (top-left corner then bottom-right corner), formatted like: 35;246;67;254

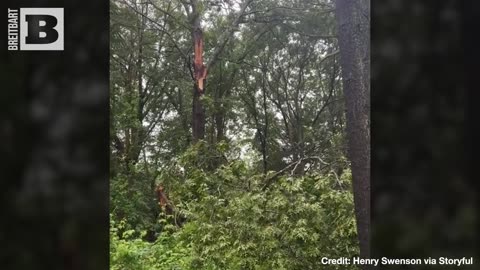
192;28;207;141
188;0;251;141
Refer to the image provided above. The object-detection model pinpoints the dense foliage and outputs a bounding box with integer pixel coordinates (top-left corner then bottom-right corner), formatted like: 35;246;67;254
110;0;360;268
111;144;358;269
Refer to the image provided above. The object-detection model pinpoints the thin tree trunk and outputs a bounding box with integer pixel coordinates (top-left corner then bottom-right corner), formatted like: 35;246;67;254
131;2;147;163
215;110;225;142
335;0;370;262
262;77;268;174
214;88;225;143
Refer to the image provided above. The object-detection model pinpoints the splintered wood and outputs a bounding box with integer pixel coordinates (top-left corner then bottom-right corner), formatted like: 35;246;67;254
193;28;207;93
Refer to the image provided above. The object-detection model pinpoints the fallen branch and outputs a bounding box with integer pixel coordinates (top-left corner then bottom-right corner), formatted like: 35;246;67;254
261;156;329;191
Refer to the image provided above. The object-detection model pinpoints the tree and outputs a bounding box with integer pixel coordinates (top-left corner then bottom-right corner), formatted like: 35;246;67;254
110;0;364;268
184;0;253;141
334;0;371;261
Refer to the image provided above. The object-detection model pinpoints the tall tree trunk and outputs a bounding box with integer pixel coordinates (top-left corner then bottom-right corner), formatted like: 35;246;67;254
130;2;147;164
191;22;207;141
335;0;370;262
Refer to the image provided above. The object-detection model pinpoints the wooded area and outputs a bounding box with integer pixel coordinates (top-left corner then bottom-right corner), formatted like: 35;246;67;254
110;0;369;269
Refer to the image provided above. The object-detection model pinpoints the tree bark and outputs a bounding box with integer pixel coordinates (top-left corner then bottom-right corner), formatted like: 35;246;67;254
190;0;207;142
192;83;206;141
334;0;370;262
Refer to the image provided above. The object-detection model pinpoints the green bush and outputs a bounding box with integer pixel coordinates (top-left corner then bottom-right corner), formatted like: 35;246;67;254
110;144;358;269
110;217;193;270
